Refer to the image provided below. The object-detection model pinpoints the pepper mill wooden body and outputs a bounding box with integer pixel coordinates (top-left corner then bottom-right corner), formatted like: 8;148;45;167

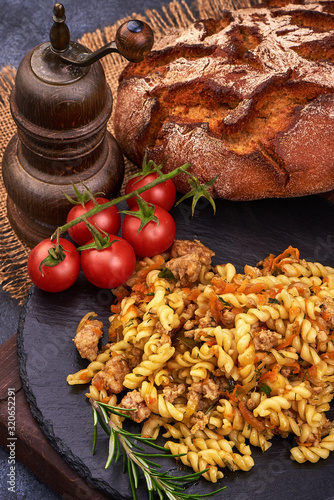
2;4;154;247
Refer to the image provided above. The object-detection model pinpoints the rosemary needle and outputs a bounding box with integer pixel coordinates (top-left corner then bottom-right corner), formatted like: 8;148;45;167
89;399;226;500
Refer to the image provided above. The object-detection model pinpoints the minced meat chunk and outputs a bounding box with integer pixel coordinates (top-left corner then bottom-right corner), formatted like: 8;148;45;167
92;355;130;394
322;297;334;329
280;366;292;377
154;323;172;341
189;380;220;401
170;240;215;265
187;379;220;412
190;411;209;433
198;311;217;329
202;379;221;400
221;309;236;329
246;398;257;411
156;332;172;348
253;329;282;351
166;253;203;285
120;390;151;423
244;265;262;278
73;314;103;361
126;347;143;371
166;240;215;286
163;383;186;403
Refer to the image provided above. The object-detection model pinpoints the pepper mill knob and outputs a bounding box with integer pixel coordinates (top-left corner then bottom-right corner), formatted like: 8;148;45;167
115;20;154;62
50;3;70;51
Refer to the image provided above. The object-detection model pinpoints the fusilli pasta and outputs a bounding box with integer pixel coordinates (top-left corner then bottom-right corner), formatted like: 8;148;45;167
67;242;334;484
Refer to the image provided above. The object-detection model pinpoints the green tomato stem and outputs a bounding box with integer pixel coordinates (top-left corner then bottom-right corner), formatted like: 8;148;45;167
52;163;189;241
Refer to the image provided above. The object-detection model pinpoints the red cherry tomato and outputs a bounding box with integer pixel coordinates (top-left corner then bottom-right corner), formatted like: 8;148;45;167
125;173;176;211
67;197;121;245
122;205;176;257
27;238;80;292
80;236;136;289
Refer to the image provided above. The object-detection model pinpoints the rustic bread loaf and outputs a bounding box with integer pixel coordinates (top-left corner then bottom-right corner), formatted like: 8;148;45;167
114;1;334;200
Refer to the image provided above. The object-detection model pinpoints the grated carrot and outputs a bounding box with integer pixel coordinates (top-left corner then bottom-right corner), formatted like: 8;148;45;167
93;378;104;391
79;370;90;381
277;332;299;350
288;361;300;374
269;284;284;298
259;363;280;382
93;327;103;337
269;246;300;273
110;304;121;314
322;311;332;322
138;255;165;280
308;365;318;377
237;280;248;294
239;401;266;432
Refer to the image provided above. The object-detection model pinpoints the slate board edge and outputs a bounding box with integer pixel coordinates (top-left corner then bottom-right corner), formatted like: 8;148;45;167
16;287;123;500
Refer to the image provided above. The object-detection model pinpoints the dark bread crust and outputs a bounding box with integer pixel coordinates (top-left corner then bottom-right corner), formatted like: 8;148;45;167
114;1;334;200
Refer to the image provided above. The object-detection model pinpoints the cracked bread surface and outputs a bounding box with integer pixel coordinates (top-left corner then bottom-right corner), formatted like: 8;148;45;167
114;1;334;200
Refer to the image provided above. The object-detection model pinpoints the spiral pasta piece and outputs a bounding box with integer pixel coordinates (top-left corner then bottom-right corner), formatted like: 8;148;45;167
291;430;334;463
123;343;175;389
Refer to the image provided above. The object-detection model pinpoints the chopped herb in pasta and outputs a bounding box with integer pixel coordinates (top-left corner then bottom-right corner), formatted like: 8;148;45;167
67;241;334;489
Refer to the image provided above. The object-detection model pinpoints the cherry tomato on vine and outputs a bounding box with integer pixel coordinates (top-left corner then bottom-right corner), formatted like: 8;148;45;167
122;205;176;257
66;197;121;245
80;235;136;289
125;173;176;211
27;238;80;292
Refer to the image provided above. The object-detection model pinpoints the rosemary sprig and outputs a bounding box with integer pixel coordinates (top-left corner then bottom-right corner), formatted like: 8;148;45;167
90;399;226;500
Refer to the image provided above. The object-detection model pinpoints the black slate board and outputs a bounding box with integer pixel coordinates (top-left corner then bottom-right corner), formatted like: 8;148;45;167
17;195;334;500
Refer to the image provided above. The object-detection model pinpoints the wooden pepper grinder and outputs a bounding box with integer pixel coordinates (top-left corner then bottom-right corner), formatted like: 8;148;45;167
2;3;154;248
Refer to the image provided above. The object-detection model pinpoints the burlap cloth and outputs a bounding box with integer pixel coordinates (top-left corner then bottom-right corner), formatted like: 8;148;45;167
0;0;251;304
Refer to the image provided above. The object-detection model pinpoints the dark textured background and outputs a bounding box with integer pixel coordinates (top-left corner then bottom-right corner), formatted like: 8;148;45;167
1;0;194;69
0;1;192;498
